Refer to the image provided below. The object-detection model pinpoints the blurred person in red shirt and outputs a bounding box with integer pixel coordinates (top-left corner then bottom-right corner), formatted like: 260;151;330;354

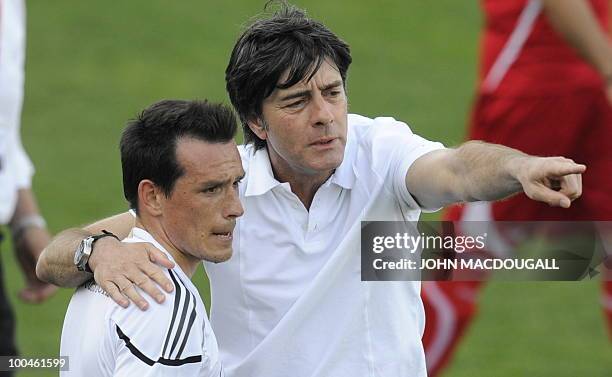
422;1;612;375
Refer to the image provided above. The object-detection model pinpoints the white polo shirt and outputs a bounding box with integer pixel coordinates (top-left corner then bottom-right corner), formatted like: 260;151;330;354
0;0;34;224
205;114;445;377
61;227;223;377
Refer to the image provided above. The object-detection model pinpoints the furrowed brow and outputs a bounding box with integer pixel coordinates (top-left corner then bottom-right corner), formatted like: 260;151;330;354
277;80;343;102
278;89;311;102
320;80;343;91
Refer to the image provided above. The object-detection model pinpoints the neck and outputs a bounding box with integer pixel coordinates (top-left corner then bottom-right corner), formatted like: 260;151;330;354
134;218;199;278
267;149;332;210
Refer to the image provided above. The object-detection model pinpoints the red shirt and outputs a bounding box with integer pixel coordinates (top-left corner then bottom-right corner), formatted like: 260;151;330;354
479;0;608;96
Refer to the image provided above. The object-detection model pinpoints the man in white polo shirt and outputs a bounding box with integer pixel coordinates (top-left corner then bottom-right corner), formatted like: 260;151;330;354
39;4;585;377
60;100;244;376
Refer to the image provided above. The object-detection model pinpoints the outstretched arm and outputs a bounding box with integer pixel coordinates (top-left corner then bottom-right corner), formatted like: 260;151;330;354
36;212;174;310
406;141;585;210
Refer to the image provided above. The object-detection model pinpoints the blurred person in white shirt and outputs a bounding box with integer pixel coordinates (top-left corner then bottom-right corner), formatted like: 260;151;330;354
0;0;56;373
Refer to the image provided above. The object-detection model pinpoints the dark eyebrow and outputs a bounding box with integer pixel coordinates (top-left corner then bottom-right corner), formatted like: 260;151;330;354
320;80;343;91
278;80;343;102
200;180;226;190
279;90;311;102
200;174;245;190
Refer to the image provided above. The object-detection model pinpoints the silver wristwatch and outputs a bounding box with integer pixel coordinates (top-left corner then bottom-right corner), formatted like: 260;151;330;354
74;230;119;273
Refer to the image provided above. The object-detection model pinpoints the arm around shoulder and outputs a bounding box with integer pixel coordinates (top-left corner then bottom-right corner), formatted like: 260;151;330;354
36;212;135;287
36;211;175;310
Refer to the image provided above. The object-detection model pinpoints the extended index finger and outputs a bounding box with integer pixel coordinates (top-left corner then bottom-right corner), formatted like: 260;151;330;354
550;161;586;177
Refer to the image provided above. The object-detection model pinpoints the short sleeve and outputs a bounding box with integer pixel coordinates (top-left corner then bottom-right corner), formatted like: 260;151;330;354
394;132;446;212
361;116;445;212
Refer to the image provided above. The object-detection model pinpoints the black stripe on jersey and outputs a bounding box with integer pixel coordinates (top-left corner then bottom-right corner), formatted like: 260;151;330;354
162;269;183;358
175;300;197;358
157;356;202;366
168;271;197;358
116;326;155;366
116;325;202;366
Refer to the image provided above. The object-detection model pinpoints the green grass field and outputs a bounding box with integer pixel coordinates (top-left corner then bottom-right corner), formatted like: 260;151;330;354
3;1;611;376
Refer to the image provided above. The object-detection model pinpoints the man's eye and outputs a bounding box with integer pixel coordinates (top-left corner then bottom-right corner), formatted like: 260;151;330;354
204;186;221;194
285;99;305;109
325;89;345;100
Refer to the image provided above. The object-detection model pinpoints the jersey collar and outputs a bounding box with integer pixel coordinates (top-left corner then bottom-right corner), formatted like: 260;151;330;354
128;227;176;265
244;128;356;197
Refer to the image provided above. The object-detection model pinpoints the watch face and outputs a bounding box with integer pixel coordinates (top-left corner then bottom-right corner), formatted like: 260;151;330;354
74;241;85;265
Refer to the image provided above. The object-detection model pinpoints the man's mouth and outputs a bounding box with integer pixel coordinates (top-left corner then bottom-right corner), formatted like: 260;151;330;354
212;231;233;241
311;137;337;146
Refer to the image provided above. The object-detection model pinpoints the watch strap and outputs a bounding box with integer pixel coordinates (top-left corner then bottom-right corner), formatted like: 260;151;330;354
86;230;121;273
77;230;120;273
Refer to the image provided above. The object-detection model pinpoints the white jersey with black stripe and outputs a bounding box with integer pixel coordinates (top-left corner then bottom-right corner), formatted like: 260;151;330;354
60;227;223;377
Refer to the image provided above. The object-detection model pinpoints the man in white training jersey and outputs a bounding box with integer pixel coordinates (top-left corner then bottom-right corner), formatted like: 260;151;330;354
60;100;244;376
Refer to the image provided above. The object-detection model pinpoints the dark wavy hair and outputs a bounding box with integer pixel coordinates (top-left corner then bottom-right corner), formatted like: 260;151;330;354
225;1;352;150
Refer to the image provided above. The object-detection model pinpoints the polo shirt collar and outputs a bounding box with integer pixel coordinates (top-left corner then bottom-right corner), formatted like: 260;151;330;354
329;161;355;190
244;139;356;197
329;133;356;190
244;147;284;197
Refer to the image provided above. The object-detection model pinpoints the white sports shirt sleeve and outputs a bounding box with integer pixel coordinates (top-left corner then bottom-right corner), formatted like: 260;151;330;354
352;114;446;212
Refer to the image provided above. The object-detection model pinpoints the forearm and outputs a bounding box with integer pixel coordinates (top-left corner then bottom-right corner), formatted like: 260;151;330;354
450;141;526;202
10;189;42;221
36;228;93;287
542;0;612;79
406;141;526;209
9;188;47;236
36;212;134;287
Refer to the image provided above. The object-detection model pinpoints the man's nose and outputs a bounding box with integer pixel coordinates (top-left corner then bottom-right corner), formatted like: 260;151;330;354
311;93;334;127
225;188;244;219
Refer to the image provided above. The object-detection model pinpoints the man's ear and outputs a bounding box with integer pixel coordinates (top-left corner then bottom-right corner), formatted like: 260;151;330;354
138;180;163;217
247;118;268;141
